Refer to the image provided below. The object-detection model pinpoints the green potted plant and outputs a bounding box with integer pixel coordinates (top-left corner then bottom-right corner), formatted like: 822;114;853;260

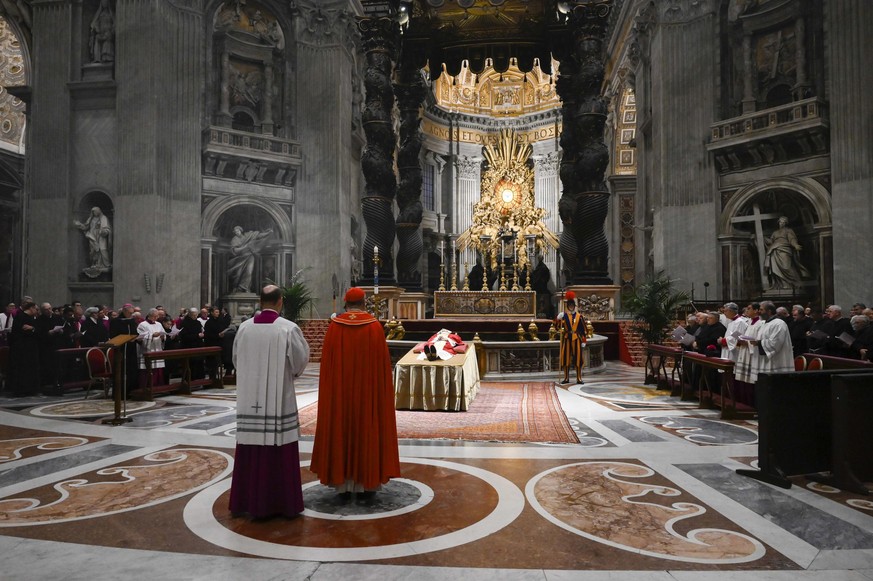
623;272;689;344
282;268;314;323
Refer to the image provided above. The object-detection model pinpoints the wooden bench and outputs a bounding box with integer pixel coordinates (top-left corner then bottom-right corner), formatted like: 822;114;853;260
799;353;873;370
133;346;223;401
644;344;684;394
682;352;754;419
54;347;100;395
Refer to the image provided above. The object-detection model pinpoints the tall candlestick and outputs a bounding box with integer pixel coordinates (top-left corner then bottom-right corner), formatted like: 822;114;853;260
373;245;379;295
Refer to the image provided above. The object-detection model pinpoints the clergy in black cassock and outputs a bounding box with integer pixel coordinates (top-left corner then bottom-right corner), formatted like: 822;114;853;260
9;302;40;396
110;305;139;395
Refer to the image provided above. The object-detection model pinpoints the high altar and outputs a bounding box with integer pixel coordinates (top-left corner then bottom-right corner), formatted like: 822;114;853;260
382;129;606;378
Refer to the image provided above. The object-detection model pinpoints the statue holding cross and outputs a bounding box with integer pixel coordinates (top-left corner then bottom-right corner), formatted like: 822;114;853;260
732;204;811;293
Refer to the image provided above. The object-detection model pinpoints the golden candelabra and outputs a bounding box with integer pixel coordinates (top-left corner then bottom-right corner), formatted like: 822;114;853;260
528;320;540;341
524;264;532;291
463;261;470;290
438;261;446;291
548;322;558;340
512;263;520;291
451;259;458;291
499;262;507;291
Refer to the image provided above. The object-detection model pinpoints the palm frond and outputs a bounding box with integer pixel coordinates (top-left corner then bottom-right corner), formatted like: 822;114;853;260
623;272;689;344
282;268;315;323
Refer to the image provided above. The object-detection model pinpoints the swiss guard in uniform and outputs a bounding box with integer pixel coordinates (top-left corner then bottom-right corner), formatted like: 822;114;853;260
556;290;587;385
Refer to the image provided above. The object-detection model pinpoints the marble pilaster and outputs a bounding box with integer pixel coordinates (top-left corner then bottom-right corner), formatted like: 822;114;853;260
825;0;873;306
293;1;357;316
112;0;203;309
25;0;72;302
648;1;719;296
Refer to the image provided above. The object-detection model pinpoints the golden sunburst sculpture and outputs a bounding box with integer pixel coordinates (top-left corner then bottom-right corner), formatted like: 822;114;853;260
457;128;558;273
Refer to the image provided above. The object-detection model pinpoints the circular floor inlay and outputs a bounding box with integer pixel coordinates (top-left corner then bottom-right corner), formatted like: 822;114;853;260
30;400;156;418
183;457;524;561
301;477;432;520
525;461;765;564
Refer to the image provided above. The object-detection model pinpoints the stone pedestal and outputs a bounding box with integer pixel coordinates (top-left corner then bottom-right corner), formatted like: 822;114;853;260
223;292;259;323
81;62;113;81
68;282;114;310
358;286;404;320
561;285;622;321
396;292;429;319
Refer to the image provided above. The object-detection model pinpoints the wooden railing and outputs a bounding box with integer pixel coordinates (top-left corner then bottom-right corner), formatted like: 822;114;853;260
136;347;223;401
682;352;754;419
643;344;684;395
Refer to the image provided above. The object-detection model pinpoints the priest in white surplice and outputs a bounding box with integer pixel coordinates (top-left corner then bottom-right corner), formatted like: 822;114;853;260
229;285;310;519
718;302;748;362
749;301;794;377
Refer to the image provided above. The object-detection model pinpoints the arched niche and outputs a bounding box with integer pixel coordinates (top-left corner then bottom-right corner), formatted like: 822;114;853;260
73;191;114;282
719;177;832;303
202;196;293;303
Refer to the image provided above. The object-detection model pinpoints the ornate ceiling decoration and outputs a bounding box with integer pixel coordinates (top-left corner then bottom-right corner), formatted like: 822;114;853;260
401;0;559;78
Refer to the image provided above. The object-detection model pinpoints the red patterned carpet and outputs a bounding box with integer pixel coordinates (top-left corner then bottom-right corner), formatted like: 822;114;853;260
298;382;579;444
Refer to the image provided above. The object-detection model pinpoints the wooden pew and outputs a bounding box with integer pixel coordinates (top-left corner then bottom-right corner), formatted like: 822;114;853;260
134;346;223;401
803;353;873;370
54;347;98;395
644;344;684;394
737;369;873;490
682;352;753;419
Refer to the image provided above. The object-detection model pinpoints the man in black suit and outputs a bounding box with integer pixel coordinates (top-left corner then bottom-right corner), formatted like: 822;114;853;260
110;304;139;394
80;307;109;347
693;312;726;357
789;305;813;357
824;304;853;357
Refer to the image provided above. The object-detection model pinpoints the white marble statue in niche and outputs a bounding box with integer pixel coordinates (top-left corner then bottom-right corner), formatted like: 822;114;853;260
89;0;115;63
228;225;273;293
74;206;112;278
763;216;812;290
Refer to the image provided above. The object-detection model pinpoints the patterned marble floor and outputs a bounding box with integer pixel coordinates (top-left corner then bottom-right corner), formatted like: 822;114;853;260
0;361;871;580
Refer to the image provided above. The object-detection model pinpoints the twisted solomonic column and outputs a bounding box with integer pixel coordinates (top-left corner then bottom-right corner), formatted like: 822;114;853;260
393;62;428;290
358;14;399;285
554;0;614;285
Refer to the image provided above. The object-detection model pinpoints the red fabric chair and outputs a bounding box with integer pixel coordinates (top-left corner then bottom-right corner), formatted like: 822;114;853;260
794;355;808;371
806;357;824;371
85;348;112;399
